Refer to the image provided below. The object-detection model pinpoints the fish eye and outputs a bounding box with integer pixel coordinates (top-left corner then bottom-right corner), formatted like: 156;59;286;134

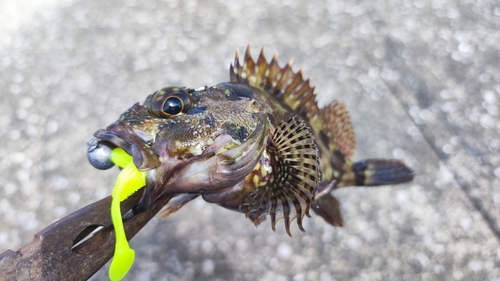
150;88;193;118
162;96;183;115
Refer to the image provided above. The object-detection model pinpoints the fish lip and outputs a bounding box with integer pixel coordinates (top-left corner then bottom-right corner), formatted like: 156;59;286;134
93;127;133;155
92;123;153;155
93;122;161;171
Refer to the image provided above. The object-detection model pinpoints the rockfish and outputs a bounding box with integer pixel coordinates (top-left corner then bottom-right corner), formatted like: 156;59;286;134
88;47;414;236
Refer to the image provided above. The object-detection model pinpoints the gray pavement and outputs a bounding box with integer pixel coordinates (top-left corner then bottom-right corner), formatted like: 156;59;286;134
1;0;499;280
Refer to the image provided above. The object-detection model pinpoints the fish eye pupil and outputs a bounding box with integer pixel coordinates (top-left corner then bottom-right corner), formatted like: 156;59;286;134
163;97;183;115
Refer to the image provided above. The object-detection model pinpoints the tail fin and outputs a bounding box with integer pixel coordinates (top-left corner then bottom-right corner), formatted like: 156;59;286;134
312;159;413;228
338;159;415;188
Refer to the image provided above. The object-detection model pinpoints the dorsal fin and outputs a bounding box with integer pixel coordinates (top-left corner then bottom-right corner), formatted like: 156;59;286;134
230;46;356;181
317;101;356;158
230;45;319;119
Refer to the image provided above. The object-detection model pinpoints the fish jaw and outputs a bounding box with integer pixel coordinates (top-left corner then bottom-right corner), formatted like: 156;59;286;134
91;121;161;171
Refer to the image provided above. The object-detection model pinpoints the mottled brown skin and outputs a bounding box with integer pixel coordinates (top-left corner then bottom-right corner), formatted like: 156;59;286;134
91;47;414;235
97;84;315;223
198;83;303;203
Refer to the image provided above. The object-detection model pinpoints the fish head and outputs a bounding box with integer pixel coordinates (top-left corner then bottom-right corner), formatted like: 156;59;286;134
88;85;268;197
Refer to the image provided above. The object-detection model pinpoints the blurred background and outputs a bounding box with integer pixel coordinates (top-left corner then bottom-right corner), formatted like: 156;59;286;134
1;0;499;280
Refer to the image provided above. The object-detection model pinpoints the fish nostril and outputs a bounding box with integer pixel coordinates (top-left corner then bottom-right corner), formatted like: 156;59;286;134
88;141;115;170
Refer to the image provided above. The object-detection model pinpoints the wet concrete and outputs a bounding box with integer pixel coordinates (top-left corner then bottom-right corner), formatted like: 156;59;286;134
1;0;499;280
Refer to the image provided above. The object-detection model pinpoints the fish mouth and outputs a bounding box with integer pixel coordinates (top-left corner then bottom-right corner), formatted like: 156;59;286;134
88;122;160;171
89;114;270;205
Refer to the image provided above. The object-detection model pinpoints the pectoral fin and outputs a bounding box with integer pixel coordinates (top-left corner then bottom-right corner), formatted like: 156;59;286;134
243;116;320;236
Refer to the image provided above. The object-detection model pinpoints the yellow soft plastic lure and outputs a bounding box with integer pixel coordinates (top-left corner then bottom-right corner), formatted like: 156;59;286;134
108;148;146;281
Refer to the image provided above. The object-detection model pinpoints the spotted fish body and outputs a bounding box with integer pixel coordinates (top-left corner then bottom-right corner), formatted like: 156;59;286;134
88;46;414;235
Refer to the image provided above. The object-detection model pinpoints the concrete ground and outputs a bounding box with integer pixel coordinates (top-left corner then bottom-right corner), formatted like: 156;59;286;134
1;0;499;280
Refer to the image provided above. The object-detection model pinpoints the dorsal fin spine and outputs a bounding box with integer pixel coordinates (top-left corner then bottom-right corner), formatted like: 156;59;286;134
256;48;267;78
287;69;305;94
289;79;310;102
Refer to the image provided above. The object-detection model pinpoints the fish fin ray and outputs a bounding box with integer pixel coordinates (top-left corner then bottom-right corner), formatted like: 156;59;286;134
315;100;356;183
230;47;321;120
318;100;356;158
230;47;356;184
242;116;320;235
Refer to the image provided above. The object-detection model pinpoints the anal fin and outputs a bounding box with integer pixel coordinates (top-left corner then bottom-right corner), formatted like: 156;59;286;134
243;116;320;236
311;193;343;227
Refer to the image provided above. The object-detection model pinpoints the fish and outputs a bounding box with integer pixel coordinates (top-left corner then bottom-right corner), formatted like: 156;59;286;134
87;46;414;236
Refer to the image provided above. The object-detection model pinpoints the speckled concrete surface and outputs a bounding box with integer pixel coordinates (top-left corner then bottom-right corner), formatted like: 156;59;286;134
1;0;499;280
